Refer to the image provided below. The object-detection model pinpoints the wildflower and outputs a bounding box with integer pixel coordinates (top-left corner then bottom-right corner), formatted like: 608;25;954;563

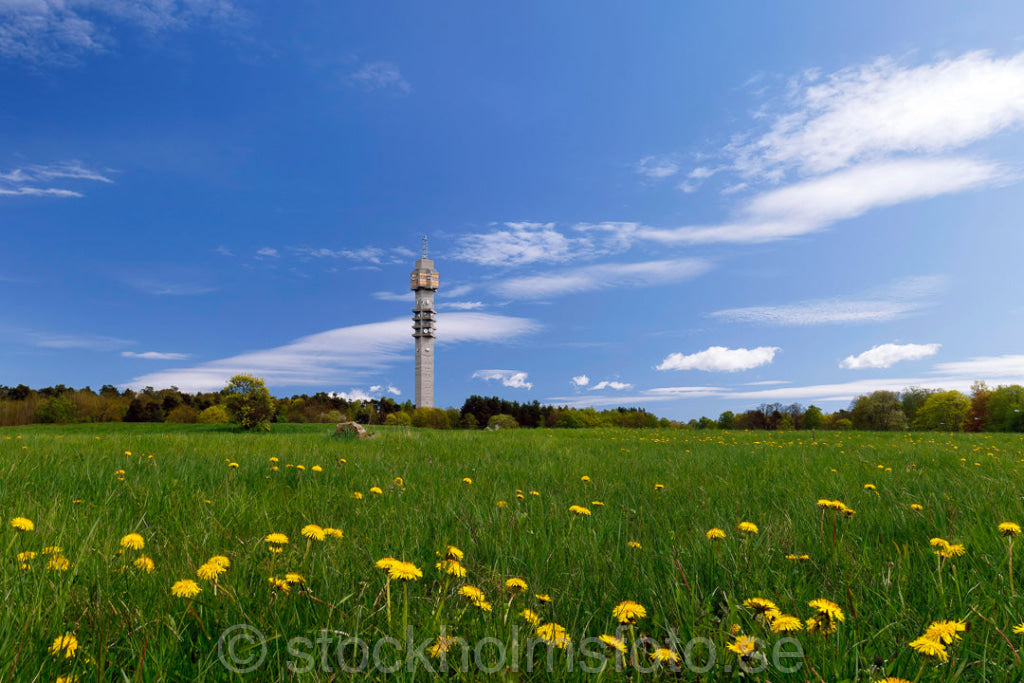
462;478;472;485
311;465;323;473
612;600;647;624
268;576;290;593
269;457;278;463
351;491;363;500
388;561;423;582
41;545;62;555
1000;522;1022;537
580;475;591;482
627;540;642;549
737;521;758;534
864;484;877;492
376;557;399;572
475;600;493;612
496;500;508;508
743;598;779;616
10;517;34;532
49;633;79;658
1013;623;1024;634
436;559;467;578
529;490;539;497
706;528;726;541
393;476;404;487
369;486;383;495
568;505;591;516
805;615;836;634
910;504;924;511
727;635;758;658
120;533;145;551
591;500;604;506
171;580;201;598
133;555;155;573
650;647;680;664
654;484;664;490
18;551;37;563
816;499;833;509
458;586;486;603
506;577;528;592
877;678;912;683
937;544;966;559
785;553;811;561
265;533;289;545
295;465;306;471
520;609;541;626
197;562;226;581
285;572;305;585
925;620;967;645
56;676;78;683
324;527;343;539
48;556;70;571
809;598;845;623
208;555;230;569
909;636;948;661
228;462;239;469
535;593;552;603
301;524;326;541
535;623;570;649
429;634;459;658
770;615;804;633
598;634;627;654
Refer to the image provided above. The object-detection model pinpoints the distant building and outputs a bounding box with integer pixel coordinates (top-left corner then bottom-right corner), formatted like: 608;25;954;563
410;238;439;408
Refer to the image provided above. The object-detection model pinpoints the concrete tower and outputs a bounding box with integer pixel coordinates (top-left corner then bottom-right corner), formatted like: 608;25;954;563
410;237;439;408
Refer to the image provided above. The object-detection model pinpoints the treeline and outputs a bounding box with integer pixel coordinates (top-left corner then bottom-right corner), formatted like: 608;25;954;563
689;382;1024;432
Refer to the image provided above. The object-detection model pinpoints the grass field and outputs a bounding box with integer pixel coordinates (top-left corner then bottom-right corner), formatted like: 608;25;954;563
2;423;1024;681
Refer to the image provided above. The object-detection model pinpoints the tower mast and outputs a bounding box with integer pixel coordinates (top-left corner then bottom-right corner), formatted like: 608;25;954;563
410;237;439;408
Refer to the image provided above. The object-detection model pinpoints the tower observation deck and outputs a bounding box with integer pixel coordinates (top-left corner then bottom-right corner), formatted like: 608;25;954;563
410;237;439;408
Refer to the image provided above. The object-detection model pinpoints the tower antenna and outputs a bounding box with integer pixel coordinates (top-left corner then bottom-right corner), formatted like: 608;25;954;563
422;235;428;259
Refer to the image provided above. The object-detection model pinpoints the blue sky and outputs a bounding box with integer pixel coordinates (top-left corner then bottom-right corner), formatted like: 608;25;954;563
3;1;1024;419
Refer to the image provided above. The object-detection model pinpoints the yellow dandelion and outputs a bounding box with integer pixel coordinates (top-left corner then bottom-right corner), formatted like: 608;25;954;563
133;555;155;573
442;545;464;561
930;538;950;550
324;527;343;539
196;562;225;581
627;540;642;549
48;556;70;571
612;600;647;624
591;500;604;506
301;524;326;541
369;486;383;495
520;608;541;625
650;647;680;664
876;678;913;683
458;586;486;602
770;615;804;633
265;533;289;545
999;522;1022;537
17;551;37;563
388;561;423;581
809;598;845;623
535;593;552;603
208;555;230;569
436;559;467;578
311;465;323;473
268;576;290;593
580;475;591;482
706;528;726;541
351;491;363;500
925;620;967;645
375;557;399;572
910;503;924;511
785;553;810;561
529;490;540;496
496;500;508;508
863;484;877;492
475;600;492;612
743;597;779;615
285;572;305;585
535;623;570;649
737;521;758;534
120;533;145;551
393;476;404;487
1012;623;1024;634
295;465;305;471
598;634;627;654
654;483;664;490
727;635;758;658
269;456;278;463
171;579;201;598
428;634;459;659
10;517;34;532
49;633;79;659
568;504;591;516
909;636;948;662
228;462;239;469
506;577;528;592
938;543;966;559
462;477;472;485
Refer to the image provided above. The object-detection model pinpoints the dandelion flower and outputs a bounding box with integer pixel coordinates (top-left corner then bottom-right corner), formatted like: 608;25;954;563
654;484;664;490
910;503;924;511
295;465;305;471
48;556;70;571
580;475;590;482
351;491;363;500
520;608;541;626
598;634;627;653
496;500;508;508
311;465;323;473
808;598;845;623
269;456;278;463
535;593;552;603
369;486;383;495
388;561;423;582
737;521;758;534
909;636;948;662
863;484;877;492
743;597;779;615
568;505;591;516
323;527;343;539
999;522;1022;537
937;544;966;559
650;648;680;664
49;633;79;659
458;586;486;603
133;555;155;573
877;678;912;683
535;623;570;649
805;616;836;634
727;635;758;658
462;477;472;485
925;620;967;645
428;635;459;659
612;600;647;624
770;615;803;633
10;517;34;532
506;577;528;592
268;576;290;593
529;490;540;497
285;572;305;585
265;533;289;545
443;545;464;561
301;524;326;541
208;555;230;569
17;551;37;563
627;540;642;549
930;538;950;550
785;553;810;561
375;557;399;572
475;600;493;612
706;528;726;541
120;533;145;551
436;559;467;577
228;462;239;469
171;580;201;598
1013;623;1024;634
197;562;226;581
591;500;604;506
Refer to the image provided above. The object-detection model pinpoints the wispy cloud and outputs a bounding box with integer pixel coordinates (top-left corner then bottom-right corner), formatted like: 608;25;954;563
373;291;413;302
453;222;594;267
256;247;279;258
840;342;941;369
290;246;387;264
31;332;133;351
122;351;190;360
711;276;943;326
125;312;539;392
932;354;1024;378
0;0;242;64
493;258;711;300
349;61;411;93
442;301;485;310
591;380;631;391
634;155;680;179
472;369;533;390
657;346;780;372
571;375;589;388
0;161;113;198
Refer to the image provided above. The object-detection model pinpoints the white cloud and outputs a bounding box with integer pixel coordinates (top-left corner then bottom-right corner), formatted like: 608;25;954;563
0;0;241;64
932;354;1024;378
125;312;540;392
291;246;387;264
332;389;373;402
711;276;943;326
256;247;279;258
841;342;941;369
445;284;476;298
547;385;724;408
472;369;533;390
442;301;485;310
454;222;591;266
0;161;113;198
635;155;680;178
122;351;190;360
373;291;413;302
591;381;632;390
657;346;779;372
30;332;133;351
571;375;589;387
493;258;711;299
730;50;1024;179
350;61;411;93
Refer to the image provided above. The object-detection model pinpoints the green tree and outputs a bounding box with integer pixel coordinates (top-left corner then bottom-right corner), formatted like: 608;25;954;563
223;375;275;431
802;405;824;430
717;410;735;430
986;385;1024;432
850;391;907;431
913;390;970;431
35;396;76;424
487;414;519;430
198;405;230;424
166;405;199;423
900;387;938;424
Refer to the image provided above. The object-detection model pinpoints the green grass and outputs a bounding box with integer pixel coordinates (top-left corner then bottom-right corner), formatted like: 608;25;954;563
2;424;1024;681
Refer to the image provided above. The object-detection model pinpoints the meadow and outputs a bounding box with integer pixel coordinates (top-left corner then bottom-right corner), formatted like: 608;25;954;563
2;424;1024;682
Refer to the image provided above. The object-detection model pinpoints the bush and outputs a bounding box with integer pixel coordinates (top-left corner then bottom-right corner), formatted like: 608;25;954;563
198;405;230;424
411;407;450;429
166;405;199;424
487;414;519;430
223;375;275;431
35;396;76;424
384;412;412;426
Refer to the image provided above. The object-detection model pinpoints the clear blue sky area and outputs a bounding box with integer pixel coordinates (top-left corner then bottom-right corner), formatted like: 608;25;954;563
3;1;1024;419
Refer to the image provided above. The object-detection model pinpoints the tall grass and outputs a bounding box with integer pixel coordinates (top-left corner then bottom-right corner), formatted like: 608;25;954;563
1;424;1023;680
